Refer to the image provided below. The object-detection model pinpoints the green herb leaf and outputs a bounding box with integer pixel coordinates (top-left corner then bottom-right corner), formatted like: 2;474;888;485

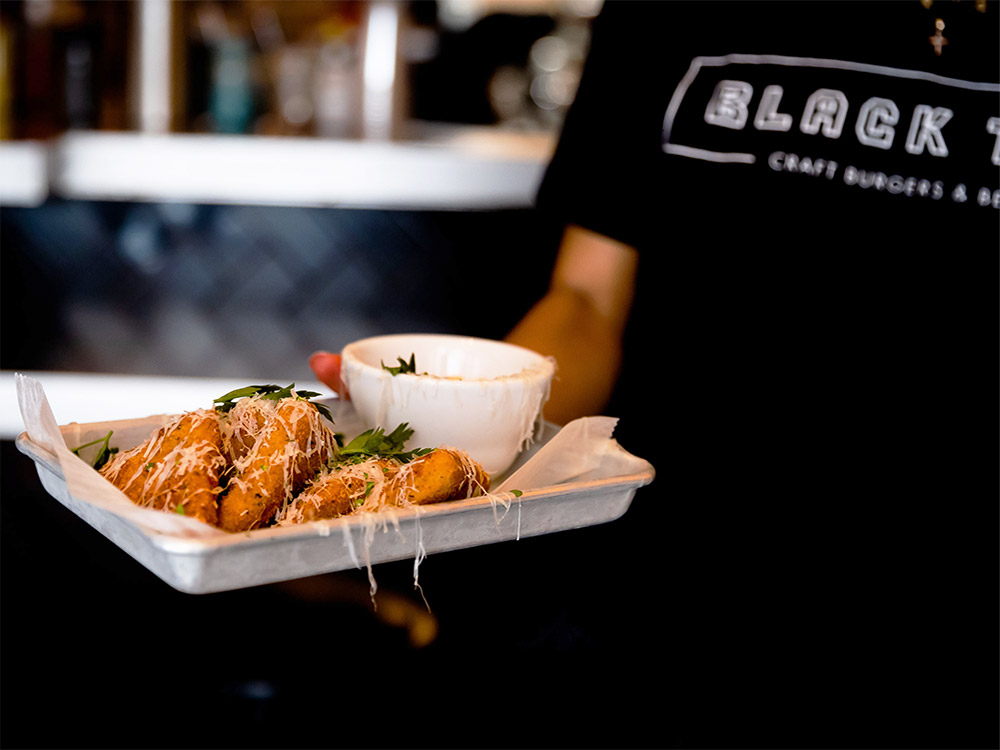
71;430;118;471
510;489;523;497
213;383;334;423
213;384;285;409
312;401;335;424
294;390;324;400
381;354;419;376
338;423;433;463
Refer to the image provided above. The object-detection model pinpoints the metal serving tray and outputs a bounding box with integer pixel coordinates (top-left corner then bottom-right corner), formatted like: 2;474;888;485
14;405;655;595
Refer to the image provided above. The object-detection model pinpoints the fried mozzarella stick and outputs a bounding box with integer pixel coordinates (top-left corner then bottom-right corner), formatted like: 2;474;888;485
220;395;277;463
277;458;399;525
388;448;490;507
278;448;490;525
218;398;337;532
99;409;227;526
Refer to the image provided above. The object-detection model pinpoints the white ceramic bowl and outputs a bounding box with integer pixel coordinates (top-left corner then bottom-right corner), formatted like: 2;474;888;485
340;333;555;477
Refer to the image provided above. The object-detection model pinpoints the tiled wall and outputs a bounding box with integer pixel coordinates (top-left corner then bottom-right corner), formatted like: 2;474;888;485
1;200;561;382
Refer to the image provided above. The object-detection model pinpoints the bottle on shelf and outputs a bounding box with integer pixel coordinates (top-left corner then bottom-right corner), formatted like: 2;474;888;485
3;0;130;140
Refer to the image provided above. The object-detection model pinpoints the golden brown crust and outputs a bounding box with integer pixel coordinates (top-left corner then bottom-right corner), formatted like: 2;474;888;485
284;459;399;523
389;448;490;507
217;399;336;532
97;396;489;531
278;448;489;525
221;396;275;463
100;409;226;526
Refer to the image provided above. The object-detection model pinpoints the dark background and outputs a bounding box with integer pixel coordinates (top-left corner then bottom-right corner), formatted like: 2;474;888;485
2;0;998;746
3;201;998;750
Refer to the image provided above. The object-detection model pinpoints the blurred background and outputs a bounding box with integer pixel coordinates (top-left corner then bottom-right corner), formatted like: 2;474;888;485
3;4;997;750
1;0;602;388
1;3;672;749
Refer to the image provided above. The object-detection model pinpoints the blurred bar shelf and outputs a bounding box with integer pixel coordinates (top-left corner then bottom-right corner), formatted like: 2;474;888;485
0;141;49;207
0;126;555;210
1;370;329;441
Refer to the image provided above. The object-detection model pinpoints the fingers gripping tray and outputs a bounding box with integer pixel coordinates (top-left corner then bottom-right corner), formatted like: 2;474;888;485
13;374;655;594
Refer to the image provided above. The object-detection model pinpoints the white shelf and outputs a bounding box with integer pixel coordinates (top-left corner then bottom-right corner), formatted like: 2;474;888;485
2;371;331;441
0;141;49;207
0;128;555;210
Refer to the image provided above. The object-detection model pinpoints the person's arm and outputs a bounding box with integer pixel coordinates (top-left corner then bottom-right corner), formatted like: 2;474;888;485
311;224;637;424
505;223;638;425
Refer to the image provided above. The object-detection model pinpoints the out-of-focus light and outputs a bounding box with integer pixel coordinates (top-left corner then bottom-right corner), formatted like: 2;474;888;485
530;35;571;73
134;0;172;133
274;47;315;129
51;131;548;210
24;0;54;27
363;2;397;93
530;70;577;110
282;95;313;126
362;1;399;140
568;0;604;18
0;142;48;206
436;0;479;32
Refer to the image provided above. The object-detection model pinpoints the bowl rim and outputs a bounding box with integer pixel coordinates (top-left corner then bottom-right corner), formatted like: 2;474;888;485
341;333;556;386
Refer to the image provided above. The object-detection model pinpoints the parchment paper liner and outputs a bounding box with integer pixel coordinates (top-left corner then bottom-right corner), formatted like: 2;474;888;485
15;372;624;540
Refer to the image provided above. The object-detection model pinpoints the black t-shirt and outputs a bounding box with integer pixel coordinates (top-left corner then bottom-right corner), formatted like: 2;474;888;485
540;0;998;247
537;0;999;509
533;9;998;715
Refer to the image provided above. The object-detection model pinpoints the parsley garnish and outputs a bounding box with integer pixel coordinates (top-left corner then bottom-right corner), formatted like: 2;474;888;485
213;383;334;423
72;430;118;471
337;423;433;463
381;354;420;376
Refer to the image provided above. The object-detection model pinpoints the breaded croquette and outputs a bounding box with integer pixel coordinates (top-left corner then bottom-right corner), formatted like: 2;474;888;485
90;386;490;532
100;409;226;526
388;448;490;507
220;395;277;462
277;448;489;525
277;458;399;525
218;398;338;532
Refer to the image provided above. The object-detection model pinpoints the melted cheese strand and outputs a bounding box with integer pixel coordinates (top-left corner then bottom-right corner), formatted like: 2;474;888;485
412;509;432;612
341;522;361;569
220;396;277;462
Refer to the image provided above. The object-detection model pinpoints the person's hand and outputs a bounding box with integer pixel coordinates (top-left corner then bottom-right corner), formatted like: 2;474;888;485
309;350;348;398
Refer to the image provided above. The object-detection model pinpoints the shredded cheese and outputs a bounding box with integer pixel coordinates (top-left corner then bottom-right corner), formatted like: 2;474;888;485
97;391;496;602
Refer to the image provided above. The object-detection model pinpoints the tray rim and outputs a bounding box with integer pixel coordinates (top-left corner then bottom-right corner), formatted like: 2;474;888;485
14;423;656;557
